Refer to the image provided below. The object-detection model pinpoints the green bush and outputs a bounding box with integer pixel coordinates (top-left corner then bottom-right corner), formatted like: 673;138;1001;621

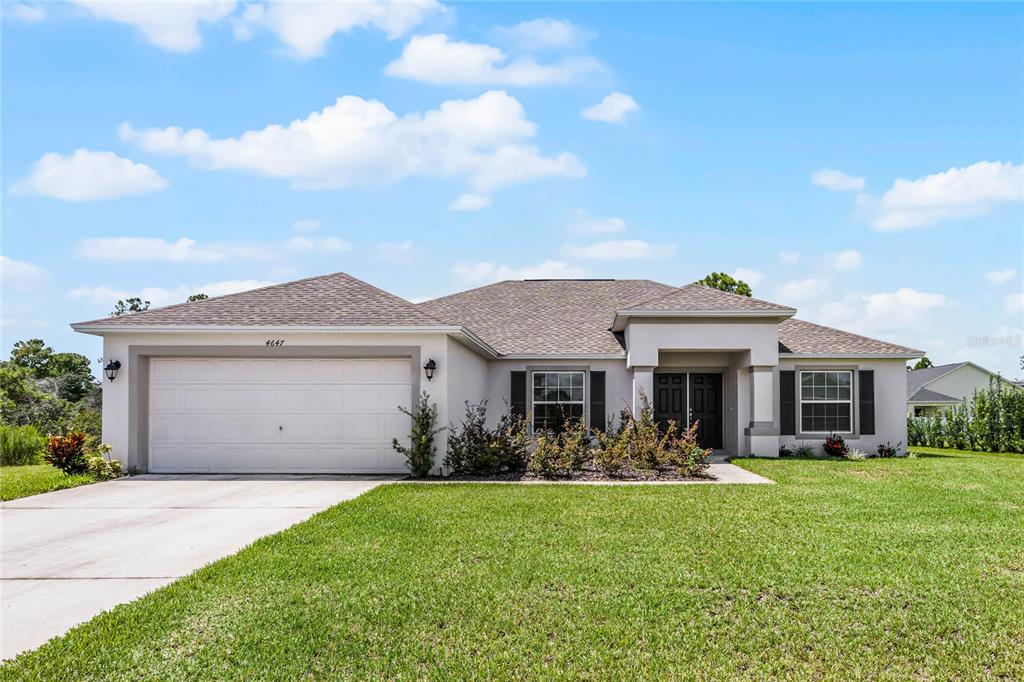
528;417;588;479
660;421;711;477
445;401;530;476
43;431;89;474
392;392;443;478
85;443;123;481
1;424;44;465
907;379;1024;453
592;397;710;478
875;441;902;458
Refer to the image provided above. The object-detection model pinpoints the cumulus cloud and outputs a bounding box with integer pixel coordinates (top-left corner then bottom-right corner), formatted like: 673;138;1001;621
775;279;828;305
817;288;947;336
778;251;800;265
830;249;863;272
581;92;639;123
985;268;1018;285
568;211;626;235
0;256;47;292
10;149;167;201
865;161;1024;231
385;34;601;86
733;267;764;286
70;279;275;308
284;235;352;253
563;239;673;260
234;0;443;58
70;0;235;53
453;259;585;284
290;218;321;233
449;193;492;211
811;168;865;192
4;3;45;21
120;90;584;198
494;18;592;50
75;237;276;263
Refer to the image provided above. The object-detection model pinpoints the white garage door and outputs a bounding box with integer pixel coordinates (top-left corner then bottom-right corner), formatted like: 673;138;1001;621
148;358;411;473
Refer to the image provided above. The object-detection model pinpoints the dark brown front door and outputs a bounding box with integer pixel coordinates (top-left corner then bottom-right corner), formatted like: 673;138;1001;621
689;373;723;449
653;373;686;428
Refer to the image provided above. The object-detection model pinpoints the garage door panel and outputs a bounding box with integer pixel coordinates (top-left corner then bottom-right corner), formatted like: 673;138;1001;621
149;357;413;473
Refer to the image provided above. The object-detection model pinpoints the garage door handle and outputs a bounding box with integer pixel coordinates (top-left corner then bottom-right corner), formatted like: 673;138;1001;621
278;426;283;431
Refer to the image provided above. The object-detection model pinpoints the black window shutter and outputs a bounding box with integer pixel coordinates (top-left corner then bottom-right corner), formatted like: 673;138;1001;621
780;371;796;436
590;371;606;431
859;370;875;435
510;371;527;418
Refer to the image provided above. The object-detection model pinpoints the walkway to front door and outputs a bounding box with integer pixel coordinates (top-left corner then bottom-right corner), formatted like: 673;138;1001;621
653;372;724;449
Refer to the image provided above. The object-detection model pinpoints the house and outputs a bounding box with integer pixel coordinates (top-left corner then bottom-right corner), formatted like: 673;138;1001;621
907;362;1009;417
72;273;923;473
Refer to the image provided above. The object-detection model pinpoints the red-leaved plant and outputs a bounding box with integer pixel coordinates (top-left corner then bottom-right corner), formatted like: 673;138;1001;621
44;431;88;475
823;433;848;458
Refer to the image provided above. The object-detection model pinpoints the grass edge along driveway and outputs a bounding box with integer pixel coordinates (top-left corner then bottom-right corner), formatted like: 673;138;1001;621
3;450;1023;680
0;464;93;501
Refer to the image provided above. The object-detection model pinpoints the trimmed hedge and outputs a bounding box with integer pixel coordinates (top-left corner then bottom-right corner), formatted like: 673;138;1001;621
908;380;1024;453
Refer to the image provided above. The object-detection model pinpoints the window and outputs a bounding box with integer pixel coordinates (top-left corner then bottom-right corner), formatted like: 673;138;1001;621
532;371;585;431
800;370;853;433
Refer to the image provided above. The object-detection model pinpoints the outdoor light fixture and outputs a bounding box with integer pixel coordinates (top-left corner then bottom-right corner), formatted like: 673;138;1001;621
103;360;121;382
423;358;437;381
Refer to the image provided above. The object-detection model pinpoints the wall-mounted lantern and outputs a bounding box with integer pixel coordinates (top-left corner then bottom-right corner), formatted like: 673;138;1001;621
104;360;121;382
423;358;437;381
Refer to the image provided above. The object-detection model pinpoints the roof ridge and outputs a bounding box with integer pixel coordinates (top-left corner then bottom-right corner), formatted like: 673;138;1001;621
623;282;794;311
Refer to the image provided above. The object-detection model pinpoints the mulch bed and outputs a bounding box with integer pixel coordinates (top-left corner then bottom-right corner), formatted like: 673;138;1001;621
425;464;713;483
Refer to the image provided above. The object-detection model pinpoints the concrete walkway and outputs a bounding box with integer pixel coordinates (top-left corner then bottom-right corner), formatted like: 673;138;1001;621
0;475;393;660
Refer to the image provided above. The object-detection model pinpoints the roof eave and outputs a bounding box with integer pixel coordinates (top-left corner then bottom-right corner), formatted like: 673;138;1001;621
781;351;925;359
611;308;796;331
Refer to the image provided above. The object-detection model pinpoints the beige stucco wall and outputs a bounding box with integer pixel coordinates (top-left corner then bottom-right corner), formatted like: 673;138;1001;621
625;318;779;367
926;364;1005;403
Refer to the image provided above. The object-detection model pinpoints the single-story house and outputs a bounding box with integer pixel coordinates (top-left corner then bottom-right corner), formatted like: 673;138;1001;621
72;273;924;473
907;361;1009;417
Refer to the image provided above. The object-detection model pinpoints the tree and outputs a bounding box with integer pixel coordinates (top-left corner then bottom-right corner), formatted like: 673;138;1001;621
186;293;209;302
110;297;150;317
696;272;752;297
909;357;933;371
10;339;55;378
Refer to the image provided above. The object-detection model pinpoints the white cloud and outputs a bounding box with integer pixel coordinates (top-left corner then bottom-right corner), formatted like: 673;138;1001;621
10;149;167;201
985;268;1018;285
453;259;585;284
778;251;800;265
75;237;275;263
385;33;601;86
0;256;46;292
733;267;764;286
830;249;863;272
867;161;1024;231
235;0;443;59
70;279;276;308
290;218;321;233
563;239;673;261
775;278;828;304
494;18;591;50
4;3;45;21
568;212;627;235
817;288;947;335
284;235;352;253
581;92;639;123
811;168;865;192
1007;293;1024;315
376;240;415;262
449;193;492;211
120;90;584;197
70;1;235;53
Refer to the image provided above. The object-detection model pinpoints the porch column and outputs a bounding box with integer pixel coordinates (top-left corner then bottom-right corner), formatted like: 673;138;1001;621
632;366;655;417
745;365;780;457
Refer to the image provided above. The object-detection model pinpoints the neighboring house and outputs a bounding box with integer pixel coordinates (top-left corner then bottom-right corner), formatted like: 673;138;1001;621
72;273;923;473
906;362;1010;417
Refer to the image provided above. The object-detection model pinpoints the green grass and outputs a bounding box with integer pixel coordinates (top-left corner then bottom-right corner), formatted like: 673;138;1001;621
3;451;1023;680
0;464;94;501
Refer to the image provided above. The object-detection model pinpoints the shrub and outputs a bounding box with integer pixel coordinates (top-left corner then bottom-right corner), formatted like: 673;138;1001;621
1;424;44;465
661;421;711;477
593;426;629;476
906;378;1024;454
844;448;868;461
392;392;444;478
528;417;588;479
44;431;88;474
792;441;817;458
445;401;530;476
778;444;793;457
85;443;123;480
876;441;902;458
621;394;673;470
823;433;848;458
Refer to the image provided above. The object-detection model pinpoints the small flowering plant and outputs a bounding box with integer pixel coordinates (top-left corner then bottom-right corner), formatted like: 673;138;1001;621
823;433;849;458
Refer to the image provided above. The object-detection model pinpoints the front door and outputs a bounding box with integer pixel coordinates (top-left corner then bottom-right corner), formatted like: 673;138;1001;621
689;373;723;449
653;373;686;429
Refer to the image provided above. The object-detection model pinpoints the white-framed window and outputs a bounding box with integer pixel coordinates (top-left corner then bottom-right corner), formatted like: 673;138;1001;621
532;371;585;432
799;370;853;433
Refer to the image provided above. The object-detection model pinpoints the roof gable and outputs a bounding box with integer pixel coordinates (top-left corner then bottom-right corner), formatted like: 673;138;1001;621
72;272;444;329
777;318;922;356
623;283;796;314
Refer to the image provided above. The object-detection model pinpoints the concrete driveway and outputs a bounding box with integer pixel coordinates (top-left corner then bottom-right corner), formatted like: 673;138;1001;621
0;474;394;660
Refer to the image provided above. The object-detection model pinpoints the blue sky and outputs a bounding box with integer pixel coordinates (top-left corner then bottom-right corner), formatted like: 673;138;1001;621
2;1;1022;376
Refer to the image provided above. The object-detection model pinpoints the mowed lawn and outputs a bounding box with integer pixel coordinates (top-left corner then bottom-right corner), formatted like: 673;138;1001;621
0;464;93;501
3;451;1023;680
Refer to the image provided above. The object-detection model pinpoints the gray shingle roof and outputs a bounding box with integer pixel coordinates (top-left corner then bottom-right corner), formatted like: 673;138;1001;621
624;283;796;313
776;318;923;355
908;387;961;403
72;272;444;328
906;362;969;396
417;279;675;355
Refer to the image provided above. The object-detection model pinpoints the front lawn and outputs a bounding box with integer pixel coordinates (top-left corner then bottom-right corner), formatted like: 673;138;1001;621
0;464;94;501
3;452;1023;679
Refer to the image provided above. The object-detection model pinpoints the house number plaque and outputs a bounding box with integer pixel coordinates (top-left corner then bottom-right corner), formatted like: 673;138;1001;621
265;339;285;347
